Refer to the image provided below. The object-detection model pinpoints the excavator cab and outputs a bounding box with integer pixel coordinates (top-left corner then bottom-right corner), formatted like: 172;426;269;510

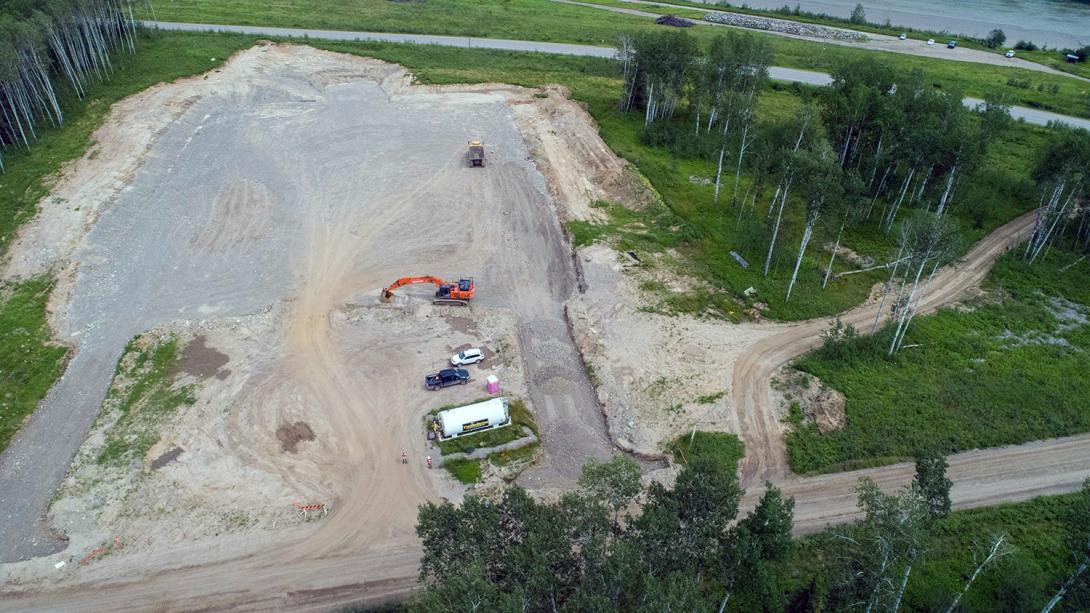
437;278;474;301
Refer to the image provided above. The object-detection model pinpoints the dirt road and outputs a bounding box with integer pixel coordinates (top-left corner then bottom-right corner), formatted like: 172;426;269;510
730;210;1039;485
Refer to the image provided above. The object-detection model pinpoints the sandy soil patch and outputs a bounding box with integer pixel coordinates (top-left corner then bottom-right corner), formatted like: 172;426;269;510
568;245;781;457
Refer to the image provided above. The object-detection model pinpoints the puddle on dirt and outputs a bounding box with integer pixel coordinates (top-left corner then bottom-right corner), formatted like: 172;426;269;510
277;422;316;453
151;446;184;471
444;316;478;336
175;336;230;380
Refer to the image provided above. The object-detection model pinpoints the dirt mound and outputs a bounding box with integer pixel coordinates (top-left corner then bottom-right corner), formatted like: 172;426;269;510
655;15;693;27
277;422;316;453
772;367;846;433
508;86;657;221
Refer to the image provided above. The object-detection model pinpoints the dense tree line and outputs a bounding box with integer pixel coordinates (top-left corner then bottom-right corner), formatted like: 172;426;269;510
613;31;1080;352
0;0;145;171
1025;123;1090;264
410;454;1090;611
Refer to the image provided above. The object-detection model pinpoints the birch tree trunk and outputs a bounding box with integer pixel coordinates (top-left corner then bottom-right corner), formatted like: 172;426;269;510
763;177;793;277
891;564;913;612
824;217;848;288
945;535;1008;613
1041;554;1089;613
889;253;929;356
713;144;727;208
786;217;816;302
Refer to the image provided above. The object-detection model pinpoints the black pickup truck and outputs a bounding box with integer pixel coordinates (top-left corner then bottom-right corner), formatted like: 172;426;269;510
425;368;470;390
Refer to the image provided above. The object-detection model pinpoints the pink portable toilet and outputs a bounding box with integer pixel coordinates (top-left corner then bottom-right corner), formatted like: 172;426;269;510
486;375;500;395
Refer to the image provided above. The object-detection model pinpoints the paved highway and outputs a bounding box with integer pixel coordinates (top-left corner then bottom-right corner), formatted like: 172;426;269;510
146;20;1090;131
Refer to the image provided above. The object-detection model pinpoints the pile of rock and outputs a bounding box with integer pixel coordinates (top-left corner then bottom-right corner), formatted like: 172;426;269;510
703;12;867;42
655;15;694;28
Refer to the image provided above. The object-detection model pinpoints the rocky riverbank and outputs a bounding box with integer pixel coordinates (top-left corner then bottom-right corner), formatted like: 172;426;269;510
704;11;868;42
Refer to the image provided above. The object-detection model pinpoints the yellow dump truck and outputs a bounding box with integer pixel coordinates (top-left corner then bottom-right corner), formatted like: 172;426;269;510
468;140;484;167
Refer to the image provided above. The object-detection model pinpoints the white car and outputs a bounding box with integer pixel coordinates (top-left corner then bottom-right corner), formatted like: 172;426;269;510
927;39;935;45
899;33;907;40
1006;49;1016;58
451;348;485;366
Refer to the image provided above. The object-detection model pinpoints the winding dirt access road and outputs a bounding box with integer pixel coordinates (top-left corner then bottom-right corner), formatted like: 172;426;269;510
732;210;1038;486
733;210;1090;526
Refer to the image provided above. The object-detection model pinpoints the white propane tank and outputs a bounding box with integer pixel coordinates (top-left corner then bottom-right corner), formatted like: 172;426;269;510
437;397;510;439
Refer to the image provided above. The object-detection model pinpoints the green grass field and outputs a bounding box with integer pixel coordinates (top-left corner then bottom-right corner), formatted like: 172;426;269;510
144;0;1090;118
789;249;1090;474
0;278;70;454
443;458;483;483
668;431;744;473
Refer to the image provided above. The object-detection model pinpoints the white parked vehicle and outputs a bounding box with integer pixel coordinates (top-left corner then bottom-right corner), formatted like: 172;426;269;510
451;347;485;366
899;33;907;40
1006;49;1016;58
927;38;935;45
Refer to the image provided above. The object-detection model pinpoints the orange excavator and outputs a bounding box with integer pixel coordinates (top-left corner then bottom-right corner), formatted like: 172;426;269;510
381;276;475;306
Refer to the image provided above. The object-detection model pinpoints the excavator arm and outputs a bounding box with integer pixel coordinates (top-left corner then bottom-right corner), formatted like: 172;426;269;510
381;276;475;303
382;276;446;299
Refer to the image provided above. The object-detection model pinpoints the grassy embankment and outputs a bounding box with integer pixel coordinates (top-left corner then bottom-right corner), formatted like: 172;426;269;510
96;336;196;468
790;249;1090;474
0;31;253;455
669;431;744;472
0;278;69;453
145;0;1090;118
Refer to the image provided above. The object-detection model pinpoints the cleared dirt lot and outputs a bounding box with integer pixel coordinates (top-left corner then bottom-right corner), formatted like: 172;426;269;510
0;44;633;594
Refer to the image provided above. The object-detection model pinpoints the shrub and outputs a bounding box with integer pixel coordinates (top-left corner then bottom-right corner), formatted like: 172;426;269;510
985;28;1006;49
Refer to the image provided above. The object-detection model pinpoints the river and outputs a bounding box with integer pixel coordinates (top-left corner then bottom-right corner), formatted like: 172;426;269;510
703;0;1090;49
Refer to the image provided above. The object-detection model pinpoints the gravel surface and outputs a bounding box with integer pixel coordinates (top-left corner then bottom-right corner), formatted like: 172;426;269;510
0;46;615;566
